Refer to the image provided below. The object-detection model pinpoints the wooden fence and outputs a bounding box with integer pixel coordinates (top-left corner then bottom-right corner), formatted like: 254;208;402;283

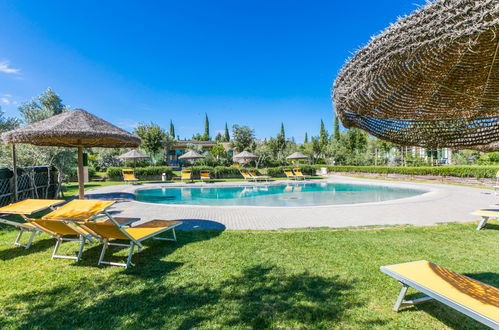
0;166;60;207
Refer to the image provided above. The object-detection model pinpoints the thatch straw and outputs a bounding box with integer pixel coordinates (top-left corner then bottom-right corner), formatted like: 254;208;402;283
178;150;205;160
286;152;308;160
118;149;149;160
2;109;140;148
333;0;499;150
233;151;258;160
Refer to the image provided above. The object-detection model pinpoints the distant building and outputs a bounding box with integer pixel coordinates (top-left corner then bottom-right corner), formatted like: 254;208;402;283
406;147;452;165
168;140;217;167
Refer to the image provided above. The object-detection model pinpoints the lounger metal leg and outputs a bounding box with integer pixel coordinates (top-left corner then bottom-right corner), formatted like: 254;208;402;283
52;236;86;261
393;282;433;312
98;239;109;266
98;240;135;268
14;229;38;249
394;284;409;311
152;228;177;242
125;243;134;269
477;217;488;230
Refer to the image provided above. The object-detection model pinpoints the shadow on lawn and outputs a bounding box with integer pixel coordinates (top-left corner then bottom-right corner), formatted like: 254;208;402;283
402;271;498;329
4;263;364;329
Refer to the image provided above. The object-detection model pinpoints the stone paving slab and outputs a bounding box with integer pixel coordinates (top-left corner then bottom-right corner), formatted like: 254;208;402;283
84;176;497;230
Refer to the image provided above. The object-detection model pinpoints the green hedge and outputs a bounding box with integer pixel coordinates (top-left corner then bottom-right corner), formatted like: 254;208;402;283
318;165;499;179
68;167;96;181
189;166;262;179
267;165;317;177
107;166;174;180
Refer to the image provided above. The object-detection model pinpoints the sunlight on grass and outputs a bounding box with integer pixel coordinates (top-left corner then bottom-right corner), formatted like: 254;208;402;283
0;223;497;329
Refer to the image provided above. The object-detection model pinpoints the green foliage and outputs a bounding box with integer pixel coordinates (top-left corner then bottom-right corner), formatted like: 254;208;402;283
169;120;175;139
320;165;499;179
230;125;255;152
304;132;308;143
223;122;230;141
319;119;329;148
107;166;173;180
267;165;316;177
0;107;20;132
202;113;210;141
478;152;499;165
68;166;97;181
333;116;340;141
18;88;68;124
134;123;167;160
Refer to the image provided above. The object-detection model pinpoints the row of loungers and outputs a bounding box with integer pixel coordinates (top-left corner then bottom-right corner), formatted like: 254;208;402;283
0;199;181;268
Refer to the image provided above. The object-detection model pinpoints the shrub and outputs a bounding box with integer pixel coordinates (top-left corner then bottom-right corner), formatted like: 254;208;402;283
267;165;316;177
316;165;499;179
107;166;173;180
68;167;97;181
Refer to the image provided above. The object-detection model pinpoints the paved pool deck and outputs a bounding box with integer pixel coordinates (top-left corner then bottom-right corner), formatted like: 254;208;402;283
84;176;497;230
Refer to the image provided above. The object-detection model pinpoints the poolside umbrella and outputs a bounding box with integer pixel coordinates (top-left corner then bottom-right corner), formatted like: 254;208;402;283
233;151;258;166
2;109;140;200
333;0;499;151
179;150;205;168
286;152;309;165
118;149;149;168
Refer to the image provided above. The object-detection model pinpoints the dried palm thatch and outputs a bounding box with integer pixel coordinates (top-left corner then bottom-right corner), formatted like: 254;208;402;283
118;149;149;161
333;0;499;150
2;109;140;148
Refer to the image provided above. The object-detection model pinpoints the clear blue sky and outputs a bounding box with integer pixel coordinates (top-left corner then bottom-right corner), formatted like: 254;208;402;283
0;0;425;142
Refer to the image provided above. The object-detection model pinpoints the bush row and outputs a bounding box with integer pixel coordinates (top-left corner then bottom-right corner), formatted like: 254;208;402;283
107;166;174;180
107;166;262;180
266;165;317;177
318;165;499;179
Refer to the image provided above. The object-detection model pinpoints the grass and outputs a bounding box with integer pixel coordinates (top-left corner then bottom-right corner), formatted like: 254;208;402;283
0;222;497;329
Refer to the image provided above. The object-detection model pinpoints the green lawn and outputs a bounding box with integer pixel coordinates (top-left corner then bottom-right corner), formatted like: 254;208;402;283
0;222;497;329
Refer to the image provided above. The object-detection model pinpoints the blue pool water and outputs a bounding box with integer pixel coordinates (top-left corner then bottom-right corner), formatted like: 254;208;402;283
135;183;425;207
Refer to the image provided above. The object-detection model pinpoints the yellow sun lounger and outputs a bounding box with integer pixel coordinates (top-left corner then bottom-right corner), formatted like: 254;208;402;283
0;199;65;248
381;260;499;328
240;170;255;181
471;209;499;230
249;171;270;182
122;168;139;183
283;168;296;180
293;168;306;180
181;169;192;182
200;170;211;182
83;219;182;268
29;218;93;261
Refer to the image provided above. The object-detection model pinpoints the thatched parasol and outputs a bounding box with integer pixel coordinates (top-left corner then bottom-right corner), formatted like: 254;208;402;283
179;150;205;169
333;0;499;150
2;109;140;199
118;149;149;169
233;151;258;165
286;152;308;160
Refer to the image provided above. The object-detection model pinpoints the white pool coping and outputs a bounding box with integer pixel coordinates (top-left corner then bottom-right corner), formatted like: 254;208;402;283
84;176;496;230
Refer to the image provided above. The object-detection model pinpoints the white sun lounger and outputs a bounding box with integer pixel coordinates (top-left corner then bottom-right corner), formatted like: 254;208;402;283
471;209;499;230
381;260;499;329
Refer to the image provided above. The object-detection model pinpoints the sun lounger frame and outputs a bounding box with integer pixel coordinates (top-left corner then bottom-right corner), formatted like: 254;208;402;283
381;262;498;328
471;210;498;230
0;199;65;248
96;211;182;268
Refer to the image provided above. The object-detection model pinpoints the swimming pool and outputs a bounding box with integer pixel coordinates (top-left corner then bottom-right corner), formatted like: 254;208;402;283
135;182;426;207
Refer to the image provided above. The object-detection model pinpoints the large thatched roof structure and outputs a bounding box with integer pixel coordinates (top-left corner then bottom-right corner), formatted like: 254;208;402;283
2;109;140;148
333;0;499;150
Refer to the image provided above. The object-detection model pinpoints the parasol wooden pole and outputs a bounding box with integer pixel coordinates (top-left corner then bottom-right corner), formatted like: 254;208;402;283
77;146;85;199
12;144;18;202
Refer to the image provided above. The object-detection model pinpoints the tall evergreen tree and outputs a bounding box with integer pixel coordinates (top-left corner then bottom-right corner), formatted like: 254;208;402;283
203;113;210;140
169;120;175;139
280;123;285;140
334;116;341;140
304;132;308;143
319;119;329;146
223;122;230;141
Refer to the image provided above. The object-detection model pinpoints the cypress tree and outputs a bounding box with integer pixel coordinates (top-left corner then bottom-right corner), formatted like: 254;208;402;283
169;120;175;139
304;132;308;143
203;113;210;140
224;122;230;141
334;116;341;140
319;119;329;146
280;123;285;140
